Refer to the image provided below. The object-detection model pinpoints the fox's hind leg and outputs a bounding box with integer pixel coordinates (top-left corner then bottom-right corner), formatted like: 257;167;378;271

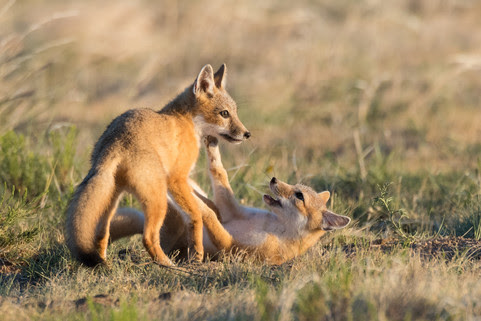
95;188;122;261
142;192;172;266
128;166;173;266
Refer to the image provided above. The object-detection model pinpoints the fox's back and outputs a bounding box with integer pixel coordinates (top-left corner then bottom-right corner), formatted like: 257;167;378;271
91;108;198;170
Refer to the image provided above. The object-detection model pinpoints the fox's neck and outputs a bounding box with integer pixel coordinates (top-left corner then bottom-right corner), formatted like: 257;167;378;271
297;230;326;254
279;229;326;260
275;213;308;239
159;85;209;143
160;85;197;116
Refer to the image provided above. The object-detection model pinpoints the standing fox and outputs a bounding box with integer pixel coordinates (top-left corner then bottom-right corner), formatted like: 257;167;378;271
110;137;351;265
65;64;250;267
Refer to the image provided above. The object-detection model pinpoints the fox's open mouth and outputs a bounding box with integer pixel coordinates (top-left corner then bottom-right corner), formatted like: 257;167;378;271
220;133;243;143
263;194;281;207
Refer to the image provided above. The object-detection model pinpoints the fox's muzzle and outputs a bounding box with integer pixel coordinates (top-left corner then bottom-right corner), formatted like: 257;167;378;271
269;177;293;198
226;116;250;143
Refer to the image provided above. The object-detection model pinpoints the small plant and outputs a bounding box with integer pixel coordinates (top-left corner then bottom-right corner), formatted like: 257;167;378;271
373;182;412;240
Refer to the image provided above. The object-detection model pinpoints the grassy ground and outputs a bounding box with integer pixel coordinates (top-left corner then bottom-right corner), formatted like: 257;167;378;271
1;0;481;320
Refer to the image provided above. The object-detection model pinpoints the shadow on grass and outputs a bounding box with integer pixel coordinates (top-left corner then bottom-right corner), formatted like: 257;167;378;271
0;243;71;296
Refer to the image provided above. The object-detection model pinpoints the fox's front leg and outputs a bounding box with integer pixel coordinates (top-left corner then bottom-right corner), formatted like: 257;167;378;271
198;199;235;252
204;136;242;222
168;177;204;262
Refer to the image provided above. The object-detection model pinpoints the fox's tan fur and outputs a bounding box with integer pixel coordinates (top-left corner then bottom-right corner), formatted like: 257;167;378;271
65;64;250;267
110;137;350;265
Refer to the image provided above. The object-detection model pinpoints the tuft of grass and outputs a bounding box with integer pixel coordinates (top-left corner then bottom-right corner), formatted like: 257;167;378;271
48;125;79;193
0;186;42;256
0;131;51;197
82;298;144;321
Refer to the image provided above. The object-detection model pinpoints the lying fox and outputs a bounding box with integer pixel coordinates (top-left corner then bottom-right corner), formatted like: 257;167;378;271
65;64;250;267
110;137;350;265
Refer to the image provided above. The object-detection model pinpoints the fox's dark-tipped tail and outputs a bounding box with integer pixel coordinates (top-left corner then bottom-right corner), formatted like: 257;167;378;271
75;251;106;267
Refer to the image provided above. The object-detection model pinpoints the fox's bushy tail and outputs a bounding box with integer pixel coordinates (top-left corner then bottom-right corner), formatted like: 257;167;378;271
65;160;119;267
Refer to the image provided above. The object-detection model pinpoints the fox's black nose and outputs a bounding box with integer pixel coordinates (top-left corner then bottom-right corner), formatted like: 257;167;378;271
244;131;251;139
270;177;277;185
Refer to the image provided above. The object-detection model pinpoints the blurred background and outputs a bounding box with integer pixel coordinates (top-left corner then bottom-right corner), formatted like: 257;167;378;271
1;0;481;200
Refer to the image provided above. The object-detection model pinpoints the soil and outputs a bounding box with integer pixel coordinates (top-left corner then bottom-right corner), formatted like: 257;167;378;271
340;236;481;260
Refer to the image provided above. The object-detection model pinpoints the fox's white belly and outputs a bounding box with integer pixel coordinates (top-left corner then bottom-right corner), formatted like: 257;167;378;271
203;211;279;253
227;221;269;246
202;223;268;254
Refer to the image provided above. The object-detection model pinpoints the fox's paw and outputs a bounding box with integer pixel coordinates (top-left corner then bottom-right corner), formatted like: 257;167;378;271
187;250;204;264
154;257;175;267
194;250;204;263
203;135;218;148
186;242;205;263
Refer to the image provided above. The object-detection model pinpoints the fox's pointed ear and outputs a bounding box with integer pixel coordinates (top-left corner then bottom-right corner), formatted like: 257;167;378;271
194;64;215;97
214;63;227;89
318;191;330;204
322;210;351;231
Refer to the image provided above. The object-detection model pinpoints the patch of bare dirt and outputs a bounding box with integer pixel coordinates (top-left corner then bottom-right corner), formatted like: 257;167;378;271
341;236;481;260
74;294;119;311
0;257;22;274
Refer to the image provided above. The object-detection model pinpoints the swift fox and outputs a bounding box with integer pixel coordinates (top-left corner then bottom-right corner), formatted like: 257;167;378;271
66;64;250;267
110;137;350;265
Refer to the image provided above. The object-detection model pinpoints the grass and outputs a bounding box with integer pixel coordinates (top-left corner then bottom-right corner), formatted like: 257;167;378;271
2;0;481;320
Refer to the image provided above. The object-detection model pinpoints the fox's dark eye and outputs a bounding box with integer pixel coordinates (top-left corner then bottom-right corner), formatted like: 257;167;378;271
295;192;304;201
220;110;230;118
